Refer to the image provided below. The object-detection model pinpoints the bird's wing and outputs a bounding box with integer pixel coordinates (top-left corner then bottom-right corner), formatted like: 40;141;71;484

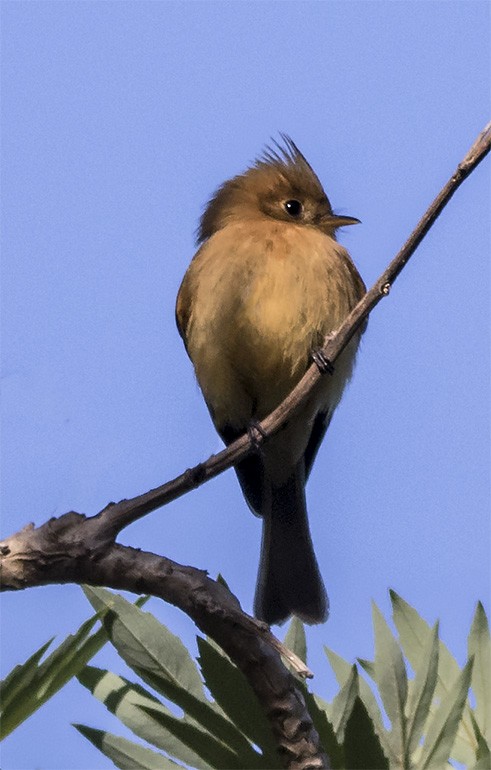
175;271;193;351
302;252;366;478
303;410;333;481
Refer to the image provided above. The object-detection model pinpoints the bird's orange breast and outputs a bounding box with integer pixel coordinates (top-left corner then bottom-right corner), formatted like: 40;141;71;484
177;219;363;430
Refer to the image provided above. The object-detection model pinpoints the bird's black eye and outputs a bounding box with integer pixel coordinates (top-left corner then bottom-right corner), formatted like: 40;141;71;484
284;199;303;217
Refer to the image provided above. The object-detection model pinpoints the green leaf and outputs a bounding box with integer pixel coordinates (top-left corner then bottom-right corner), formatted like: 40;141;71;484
75;724;182;769
38;618;107;700
324;646;392;762
139;702;255;770
391;592;458;698
84;589;272;767
0;639;53;720
372;601;408;763
330;664;359;741
78;666;213;770
343;696;389;769
324;646;353;687
216;574;230;590
391;590;476;764
419;657;474;768
83;587;206;702
304;691;344;769
283;618;307;664
357;658;375;679
405;621;439;757
312;692;332;721
131;664;257;763
0;612;107;740
470;711;491;768
468;602;491;739
196;637;279;767
472;752;491;770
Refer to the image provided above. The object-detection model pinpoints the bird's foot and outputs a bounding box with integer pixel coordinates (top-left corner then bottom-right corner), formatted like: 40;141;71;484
311;347;335;375
248;419;267;450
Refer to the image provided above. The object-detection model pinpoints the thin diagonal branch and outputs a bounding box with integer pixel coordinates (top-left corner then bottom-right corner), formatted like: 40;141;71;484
92;120;491;538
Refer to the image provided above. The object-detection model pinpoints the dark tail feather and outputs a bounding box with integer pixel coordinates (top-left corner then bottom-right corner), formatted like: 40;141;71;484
253;466;329;625
234;454;265;516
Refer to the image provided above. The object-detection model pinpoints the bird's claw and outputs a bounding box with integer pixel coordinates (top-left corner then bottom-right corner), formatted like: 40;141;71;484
311;348;335;375
248;419;267;450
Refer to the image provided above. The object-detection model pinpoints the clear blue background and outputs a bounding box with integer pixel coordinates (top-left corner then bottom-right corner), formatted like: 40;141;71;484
1;2;489;768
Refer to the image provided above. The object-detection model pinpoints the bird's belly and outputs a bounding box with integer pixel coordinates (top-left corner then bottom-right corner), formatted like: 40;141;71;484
186;232;359;432
235;290;315;413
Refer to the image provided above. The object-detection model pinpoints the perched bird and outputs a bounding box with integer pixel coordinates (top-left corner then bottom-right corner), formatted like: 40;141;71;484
176;137;366;625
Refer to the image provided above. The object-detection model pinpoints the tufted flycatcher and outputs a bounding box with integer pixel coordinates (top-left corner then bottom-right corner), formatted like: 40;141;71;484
176;137;366;625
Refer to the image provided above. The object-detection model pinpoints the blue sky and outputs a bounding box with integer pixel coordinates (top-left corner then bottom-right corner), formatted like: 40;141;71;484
1;2;490;768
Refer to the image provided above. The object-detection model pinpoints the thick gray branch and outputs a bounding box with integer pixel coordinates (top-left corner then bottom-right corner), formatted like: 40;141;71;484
1;515;328;769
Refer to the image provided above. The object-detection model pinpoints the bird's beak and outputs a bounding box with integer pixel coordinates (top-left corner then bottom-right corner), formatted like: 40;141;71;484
322;213;361;228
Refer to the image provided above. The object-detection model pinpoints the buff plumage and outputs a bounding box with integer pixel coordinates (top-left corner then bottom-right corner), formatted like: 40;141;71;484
176;138;365;624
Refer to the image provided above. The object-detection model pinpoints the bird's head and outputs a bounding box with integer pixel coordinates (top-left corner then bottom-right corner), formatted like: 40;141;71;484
197;135;359;243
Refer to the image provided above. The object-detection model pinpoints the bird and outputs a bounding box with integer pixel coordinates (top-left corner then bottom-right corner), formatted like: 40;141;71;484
176;136;366;625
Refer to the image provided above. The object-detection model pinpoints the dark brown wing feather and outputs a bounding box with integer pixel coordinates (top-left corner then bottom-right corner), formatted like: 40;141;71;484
219;424;265;516
303;410;332;481
175;272;193;351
